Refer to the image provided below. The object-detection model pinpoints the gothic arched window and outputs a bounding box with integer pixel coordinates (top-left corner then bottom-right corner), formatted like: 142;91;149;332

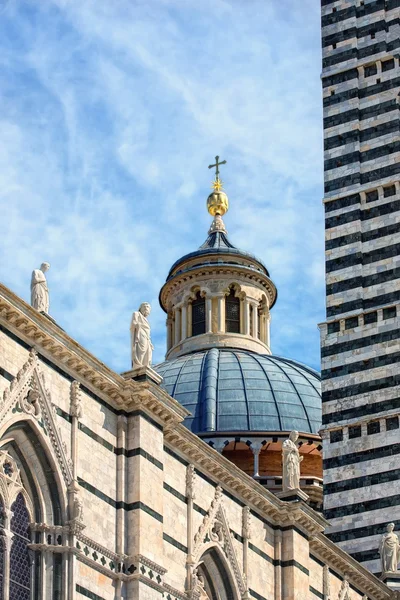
225;288;240;333
192;292;206;336
10;493;31;600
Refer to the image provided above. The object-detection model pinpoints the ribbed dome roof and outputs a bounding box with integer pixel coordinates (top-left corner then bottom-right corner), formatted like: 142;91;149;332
155;349;321;435
166;230;270;281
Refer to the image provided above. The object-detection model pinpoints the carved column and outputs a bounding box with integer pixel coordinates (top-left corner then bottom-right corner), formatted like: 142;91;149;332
244;298;250;336
206;297;213;333
186;464;196;592
250;441;264;478
265;314;271;348
242;507;251;596
166;316;173;351
2;507;13;600
181;304;188;341
250;301;258;339
323;565;330;600
216;294;225;332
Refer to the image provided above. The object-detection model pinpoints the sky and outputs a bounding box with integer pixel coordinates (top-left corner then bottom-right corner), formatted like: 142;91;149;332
0;0;325;373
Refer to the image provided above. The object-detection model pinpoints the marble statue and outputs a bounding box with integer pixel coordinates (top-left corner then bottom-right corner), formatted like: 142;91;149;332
130;303;153;368
31;262;50;313
282;430;303;491
379;523;400;573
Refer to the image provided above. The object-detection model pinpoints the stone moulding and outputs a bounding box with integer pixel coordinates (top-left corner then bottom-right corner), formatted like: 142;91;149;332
309;536;391;600
159;264;276;312
0;284;189;430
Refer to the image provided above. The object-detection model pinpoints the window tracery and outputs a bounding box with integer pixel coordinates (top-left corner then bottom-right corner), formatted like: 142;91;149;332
10;493;31;600
0;452;34;600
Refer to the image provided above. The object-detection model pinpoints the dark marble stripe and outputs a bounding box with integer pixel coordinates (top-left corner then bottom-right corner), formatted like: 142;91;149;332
77;477;163;521
0;366;14;382
322;373;400;402
164;445;189;466
325;492;400;519
163;533;187;553
326;518;400;543
322;328;400;358
327;290;400;318
324;467;400;495
249;589;269;600
321;350;400;380
310;586;324;599
76;585;107;600
323;395;400;425
324;442;400;470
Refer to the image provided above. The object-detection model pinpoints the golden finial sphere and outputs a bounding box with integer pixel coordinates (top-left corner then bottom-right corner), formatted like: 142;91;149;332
207;189;229;216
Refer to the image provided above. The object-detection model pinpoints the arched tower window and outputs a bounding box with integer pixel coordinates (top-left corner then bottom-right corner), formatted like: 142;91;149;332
225;288;240;333
10;493;31;600
192;292;206;336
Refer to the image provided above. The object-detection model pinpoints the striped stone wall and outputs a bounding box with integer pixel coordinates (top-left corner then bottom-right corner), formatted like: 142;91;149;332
320;0;400;575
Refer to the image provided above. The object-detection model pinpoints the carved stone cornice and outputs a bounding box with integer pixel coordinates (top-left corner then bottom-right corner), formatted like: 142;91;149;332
0;284;189;429
309;535;393;600
164;423;327;534
160;264;276;312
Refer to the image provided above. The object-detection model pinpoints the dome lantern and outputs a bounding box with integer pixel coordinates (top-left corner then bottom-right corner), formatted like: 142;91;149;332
159;157;277;360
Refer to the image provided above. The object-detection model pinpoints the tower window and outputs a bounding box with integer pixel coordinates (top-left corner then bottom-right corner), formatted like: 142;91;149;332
383;306;396;320
382;59;395;72
366;189;378;202
192;293;206;336
384;185;396;197
330;429;343;443
225;289;240;334
327;321;340;334
386;416;399;431
364;64;377;77
364;311;377;324
349;425;362;439
367;421;380;435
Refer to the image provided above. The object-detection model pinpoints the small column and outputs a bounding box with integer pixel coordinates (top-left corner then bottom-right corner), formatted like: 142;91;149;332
174;307;181;344
206;297;213;333
266;314;271;348
166;316;172;350
244;298;251;336
242;507;251;599
181;304;188;341
217;294;225;332
250;440;264;478
251;301;258;339
2;508;12;600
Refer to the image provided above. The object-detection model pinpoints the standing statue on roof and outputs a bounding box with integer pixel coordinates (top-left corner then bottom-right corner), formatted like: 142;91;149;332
130;302;153;368
282;430;303;491
31;262;50;313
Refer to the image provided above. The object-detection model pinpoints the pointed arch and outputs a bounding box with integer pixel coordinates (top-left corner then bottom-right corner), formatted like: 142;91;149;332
196;545;240;600
0;418;66;524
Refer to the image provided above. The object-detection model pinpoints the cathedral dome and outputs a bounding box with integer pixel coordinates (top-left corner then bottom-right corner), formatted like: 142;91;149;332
155;348;321;435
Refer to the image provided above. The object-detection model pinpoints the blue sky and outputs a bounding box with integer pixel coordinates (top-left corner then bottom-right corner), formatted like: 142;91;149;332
0;0;324;372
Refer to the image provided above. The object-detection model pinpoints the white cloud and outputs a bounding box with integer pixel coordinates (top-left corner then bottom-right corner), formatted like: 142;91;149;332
0;0;324;372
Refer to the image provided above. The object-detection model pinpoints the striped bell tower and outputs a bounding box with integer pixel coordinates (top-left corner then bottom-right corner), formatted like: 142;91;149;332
319;0;400;575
